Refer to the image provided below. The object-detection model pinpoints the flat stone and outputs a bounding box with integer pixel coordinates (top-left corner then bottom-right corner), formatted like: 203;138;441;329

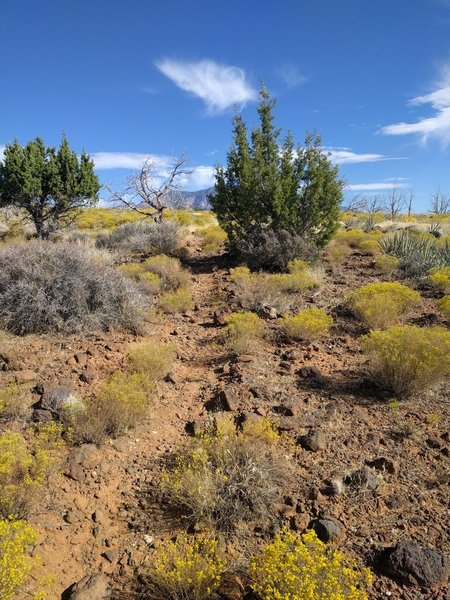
65;573;111;600
299;428;326;452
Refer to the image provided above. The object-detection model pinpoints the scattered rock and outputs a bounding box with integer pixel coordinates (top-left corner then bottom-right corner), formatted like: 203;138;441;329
298;428;326;452
344;465;380;492
379;541;449;589
15;369;38;383
366;457;397;474
310;518;345;543
32;408;54;422
297;366;326;388
207;388;240;412
102;549;118;564
64;573;111;600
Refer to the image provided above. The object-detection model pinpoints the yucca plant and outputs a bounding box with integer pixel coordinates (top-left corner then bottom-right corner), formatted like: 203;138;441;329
379;231;449;276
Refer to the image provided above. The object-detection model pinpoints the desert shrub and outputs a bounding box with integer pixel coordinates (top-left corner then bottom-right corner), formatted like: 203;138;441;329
325;241;352;265
200;225;227;255
160;288;194;314
96;220;179;255
163;414;284;532
75;372;154;444
0;423;64;517
362;325;450;397
229;267;291;313
127;341;176;380
335;229;366;248
437;295;450;319
275;260;325;292
347;282;421;329
358;239;380;256
0;518;39;600
375;254;400;275
143;255;190;291
0;383;30;422
118;263;163;294
249;527;372;600
379;230;449;276
429;266;450;293
236;227;318;272
143;533;227;600
279;308;333;341
0;241;148;335
223;312;264;353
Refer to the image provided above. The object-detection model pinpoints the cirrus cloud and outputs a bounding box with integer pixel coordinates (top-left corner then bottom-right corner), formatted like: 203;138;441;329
154;58;257;114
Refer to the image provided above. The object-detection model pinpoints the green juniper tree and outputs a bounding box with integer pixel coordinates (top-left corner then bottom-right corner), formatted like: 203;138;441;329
210;86;344;263
0;135;100;238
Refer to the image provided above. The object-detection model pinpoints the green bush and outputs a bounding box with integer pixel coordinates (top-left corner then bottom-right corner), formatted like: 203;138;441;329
249;527;372;600
375;254;400;274
223;311;265;353
362;325;450;397
348;282;420;329
279;308;333;341
429;266;450;293
127;341;176;380
436;295;450;319
160;288;194;314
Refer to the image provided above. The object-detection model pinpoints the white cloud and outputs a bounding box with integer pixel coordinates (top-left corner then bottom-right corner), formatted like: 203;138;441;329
326;147;404;164
0;146;5;162
180;165;215;189
278;64;306;89
346;182;409;191
381;69;450;145
155;58;257;113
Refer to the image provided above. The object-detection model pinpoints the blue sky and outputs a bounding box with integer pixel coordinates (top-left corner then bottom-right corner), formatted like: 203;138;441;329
1;0;450;211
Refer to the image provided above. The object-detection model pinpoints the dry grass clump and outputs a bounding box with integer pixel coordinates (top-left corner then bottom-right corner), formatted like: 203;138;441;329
127;341;176;380
199;225;227;255
118;263;162;294
325;241;352;265
223;311;265;354
0;518;40;600
429;266;450;293
96;220;179;256
347;282;421;329
375;254;400;275
160;288;194;314
0;241;149;335
249;527;372;600
143;532;227;600
162;414;285;533
0;384;30;422
436;295;450;319
279;308;333;341
358;239;381;256
0;423;64;517
143;255;191;291
362;325;450;397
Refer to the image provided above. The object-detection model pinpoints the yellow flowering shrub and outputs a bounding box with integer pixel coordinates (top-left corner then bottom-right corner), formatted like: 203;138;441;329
143;255;190;291
200;225;227;255
429;266;450;293
0;518;40;600
436;295;450;319
279;308;333;341
163;414;284;532
348;282;421;329
0;383;30;422
358;239;380;256
143;532;227;599
118;264;162;294
249;528;372;600
0;423;64;517
160;287;194;314
362;325;450;397
224;311;264;353
326;241;352;265
127;341;176;380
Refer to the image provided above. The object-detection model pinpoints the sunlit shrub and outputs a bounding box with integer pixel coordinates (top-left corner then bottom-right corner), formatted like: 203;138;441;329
325;241;352;265
127;341;176;380
160;288;194;314
0;383;30;422
77;372;154;444
429;266;450;293
96;220;179;256
358;239;380;256
249;527;372;600
143;532;227;600
224;311;264;353
162;414;284;532
119;263;163;294
348;282;420;329
375;254;400;275
335;229;366;248
143;255;190;291
436;295;450;319
279;308;333;341
200;225;227;255
0;423;64;517
362;325;450;397
0;518;39;600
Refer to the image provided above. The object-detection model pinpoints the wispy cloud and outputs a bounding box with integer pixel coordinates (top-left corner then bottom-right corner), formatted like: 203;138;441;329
381;68;450;145
346;181;409;191
91;151;214;190
327;147;405;164
277;64;306;89
154;58;257;114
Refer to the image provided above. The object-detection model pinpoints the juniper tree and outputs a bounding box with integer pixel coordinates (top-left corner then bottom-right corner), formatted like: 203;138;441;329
0;135;100;238
210;86;344;259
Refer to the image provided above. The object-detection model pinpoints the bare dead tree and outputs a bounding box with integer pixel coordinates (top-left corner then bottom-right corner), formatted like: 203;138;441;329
345;193;367;212
429;186;450;214
406;191;415;217
107;156;193;222
383;186;407;220
366;194;384;214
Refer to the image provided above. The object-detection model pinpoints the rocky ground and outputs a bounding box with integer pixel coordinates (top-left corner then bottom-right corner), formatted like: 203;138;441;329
0;248;449;600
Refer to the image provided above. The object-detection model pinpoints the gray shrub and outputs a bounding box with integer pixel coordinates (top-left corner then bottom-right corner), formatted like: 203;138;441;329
96;220;179;255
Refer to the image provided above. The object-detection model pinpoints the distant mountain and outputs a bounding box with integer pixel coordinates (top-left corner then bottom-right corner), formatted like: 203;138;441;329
175;187;214;210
